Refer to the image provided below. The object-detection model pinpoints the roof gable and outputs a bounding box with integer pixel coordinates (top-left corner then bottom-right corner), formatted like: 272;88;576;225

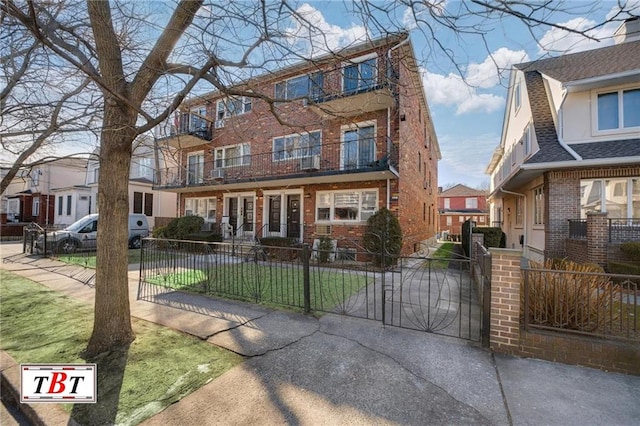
440;184;487;197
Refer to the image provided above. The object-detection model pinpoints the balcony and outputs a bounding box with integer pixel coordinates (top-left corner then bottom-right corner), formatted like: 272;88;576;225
307;59;397;118
159;113;213;149
154;137;399;192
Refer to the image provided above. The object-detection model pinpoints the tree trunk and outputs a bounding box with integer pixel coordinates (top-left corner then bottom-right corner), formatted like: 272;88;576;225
85;101;137;357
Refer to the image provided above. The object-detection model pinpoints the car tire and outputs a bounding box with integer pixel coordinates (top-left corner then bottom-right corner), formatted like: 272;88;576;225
129;236;141;249
58;239;78;254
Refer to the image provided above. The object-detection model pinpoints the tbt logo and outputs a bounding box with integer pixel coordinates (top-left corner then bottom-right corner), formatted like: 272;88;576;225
21;364;97;403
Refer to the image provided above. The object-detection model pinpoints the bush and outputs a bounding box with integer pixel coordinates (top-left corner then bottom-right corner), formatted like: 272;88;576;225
472;227;505;248
317;236;333;264
620;242;640;262
158;216;204;240
607;261;640;276
362;208;402;267
524;259;616;333
186;232;223;243
259;237;298;261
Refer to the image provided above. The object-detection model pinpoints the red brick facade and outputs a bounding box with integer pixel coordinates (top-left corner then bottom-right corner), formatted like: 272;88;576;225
162;34;439;255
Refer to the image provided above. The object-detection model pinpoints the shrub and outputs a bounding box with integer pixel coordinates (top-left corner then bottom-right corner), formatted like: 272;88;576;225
159;216;204;240
619;242;640;262
363;208;402;267
259;237;298;261
472;227;505;248
152;225;167;238
317;236;333;264
607;261;640;276
523;259;617;333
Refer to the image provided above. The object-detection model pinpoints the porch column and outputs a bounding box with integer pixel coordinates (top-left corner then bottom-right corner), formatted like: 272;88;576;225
586;211;608;267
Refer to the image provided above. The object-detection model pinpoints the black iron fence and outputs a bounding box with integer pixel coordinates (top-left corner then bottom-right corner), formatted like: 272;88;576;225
522;267;639;342
137;238;483;342
473;242;492;347
568;218;640;242
154;137;398;189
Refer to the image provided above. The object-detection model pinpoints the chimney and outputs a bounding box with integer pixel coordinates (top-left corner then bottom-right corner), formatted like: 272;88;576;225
614;17;640;44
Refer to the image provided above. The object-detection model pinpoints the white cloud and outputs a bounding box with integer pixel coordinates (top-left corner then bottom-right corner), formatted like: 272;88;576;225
537;17;616;54
438;133;499;185
285;4;367;57
466;48;529;89
401;1;448;30
421;47;526;115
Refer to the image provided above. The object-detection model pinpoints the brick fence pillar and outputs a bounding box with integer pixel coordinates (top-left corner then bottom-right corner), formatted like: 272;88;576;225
586;212;608;267
489;248;523;354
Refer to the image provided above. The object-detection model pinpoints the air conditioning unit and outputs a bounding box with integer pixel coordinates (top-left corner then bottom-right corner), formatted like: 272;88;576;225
214;119;225;129
210;168;224;180
315;224;331;236
300;155;321;171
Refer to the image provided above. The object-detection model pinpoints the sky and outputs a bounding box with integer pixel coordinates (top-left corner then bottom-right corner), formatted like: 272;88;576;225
9;1;638;187
283;0;639;189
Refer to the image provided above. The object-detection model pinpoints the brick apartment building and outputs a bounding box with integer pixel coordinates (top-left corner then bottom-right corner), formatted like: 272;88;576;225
153;33;440;255
437;184;489;241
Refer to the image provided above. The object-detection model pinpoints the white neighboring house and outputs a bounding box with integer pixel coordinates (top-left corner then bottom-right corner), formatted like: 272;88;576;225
2;158;88;228
486;18;640;261
86;138;178;229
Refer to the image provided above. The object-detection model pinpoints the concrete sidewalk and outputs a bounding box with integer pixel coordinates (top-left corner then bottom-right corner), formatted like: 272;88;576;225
1;242;639;425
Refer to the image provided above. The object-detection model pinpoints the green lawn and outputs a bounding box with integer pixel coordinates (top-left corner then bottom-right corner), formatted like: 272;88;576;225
427;242;458;269
145;263;372;312
57;249;144;268
0;270;242;426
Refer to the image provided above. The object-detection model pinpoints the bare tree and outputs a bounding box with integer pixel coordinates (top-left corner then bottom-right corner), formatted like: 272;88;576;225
1;0;636;357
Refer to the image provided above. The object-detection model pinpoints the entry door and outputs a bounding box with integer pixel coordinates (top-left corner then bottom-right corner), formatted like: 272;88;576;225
242;197;254;233
287;195;301;239
228;198;238;233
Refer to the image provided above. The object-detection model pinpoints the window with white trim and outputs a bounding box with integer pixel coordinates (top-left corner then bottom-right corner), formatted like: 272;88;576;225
216;96;252;119
215;143;251;168
446;216;452;226
342;124;375;169
190;105;208;131
515;197;523;226
185;197;217;222
580;178;640;218
275;73;324;101
444;198;450;209
514;82;521;112
32;197;40;217
596;88;640;131
187;151;204;184
533;186;544;225
465;198;478;209
521;124;531;156
273;131;321;161
343;55;377;93
316;190;378;222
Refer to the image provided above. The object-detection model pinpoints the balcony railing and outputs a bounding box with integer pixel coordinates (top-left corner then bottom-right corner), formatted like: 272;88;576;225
156;113;212;147
569;218;640;242
154;137;398;189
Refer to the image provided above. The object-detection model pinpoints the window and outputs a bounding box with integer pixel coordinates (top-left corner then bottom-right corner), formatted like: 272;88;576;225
133;192;154;217
342;125;375;169
66;195;72;216
533;186;544;225
32;197;40;217
216;96;252;119
273;131;321;161
515;197;524;226
580;178;640;218
215;143;251;168
58;196;63;216
315;190;378;222
514;82;521;112
444;198;450;209
465;198;478;209
521;125;531;155
479;216;485;223
459;216;464;223
185;197;217;222
446;216;452;226
344;56;377;94
275;73;323;101
90;167;99;184
31;170;40;187
187;152;204;184
597;88;640;131
190;105;208;131
132;157;153;180
418;152;421;171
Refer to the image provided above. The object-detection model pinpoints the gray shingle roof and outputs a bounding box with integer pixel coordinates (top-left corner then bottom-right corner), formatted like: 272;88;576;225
570;139;640;160
439;184;487;197
515;40;640;82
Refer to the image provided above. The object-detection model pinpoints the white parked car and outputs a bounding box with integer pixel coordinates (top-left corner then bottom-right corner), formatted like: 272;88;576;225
36;213;149;254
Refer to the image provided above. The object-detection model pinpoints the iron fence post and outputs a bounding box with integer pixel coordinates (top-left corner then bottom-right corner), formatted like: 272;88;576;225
303;243;311;313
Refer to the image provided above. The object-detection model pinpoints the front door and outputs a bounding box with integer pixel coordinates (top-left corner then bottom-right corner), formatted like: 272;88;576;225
286;195;301;239
228;198;238;234
242;197;254;233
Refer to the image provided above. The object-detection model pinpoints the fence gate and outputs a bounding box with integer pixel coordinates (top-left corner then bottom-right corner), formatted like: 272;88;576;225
382;252;482;342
